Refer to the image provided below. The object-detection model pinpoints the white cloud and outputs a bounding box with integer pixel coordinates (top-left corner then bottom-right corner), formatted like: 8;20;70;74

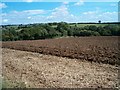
81;10;117;22
23;0;33;2
52;5;69;16
3;19;8;23
11;9;45;16
47;5;69;20
23;10;45;15
1;13;7;17
103;11;117;15
63;1;69;5
23;0;42;2
83;11;97;15
0;3;7;8
110;3;117;6
27;0;33;2
74;0;84;6
27;16;32;19
1;9;47;24
46;5;77;22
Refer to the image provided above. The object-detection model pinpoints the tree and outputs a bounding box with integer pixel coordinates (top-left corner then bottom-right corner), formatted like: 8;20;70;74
98;20;101;23
89;25;98;31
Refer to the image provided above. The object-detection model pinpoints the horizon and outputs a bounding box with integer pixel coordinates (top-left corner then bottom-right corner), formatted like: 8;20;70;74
1;1;119;25
1;21;120;26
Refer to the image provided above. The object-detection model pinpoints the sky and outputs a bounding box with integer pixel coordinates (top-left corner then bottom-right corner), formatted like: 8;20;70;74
0;0;119;25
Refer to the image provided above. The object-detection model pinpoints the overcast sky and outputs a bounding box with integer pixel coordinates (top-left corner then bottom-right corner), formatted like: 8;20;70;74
1;0;119;25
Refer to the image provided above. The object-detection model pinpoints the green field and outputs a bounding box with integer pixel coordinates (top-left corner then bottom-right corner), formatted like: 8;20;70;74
69;23;112;27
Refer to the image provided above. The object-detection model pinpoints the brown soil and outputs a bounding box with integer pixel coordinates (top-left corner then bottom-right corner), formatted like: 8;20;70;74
2;36;120;65
2;48;119;88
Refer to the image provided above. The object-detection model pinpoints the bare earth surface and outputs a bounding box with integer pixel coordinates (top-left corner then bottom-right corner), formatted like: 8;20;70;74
3;36;119;65
2;48;119;88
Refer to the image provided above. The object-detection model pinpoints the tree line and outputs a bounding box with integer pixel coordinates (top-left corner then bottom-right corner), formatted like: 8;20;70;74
1;22;120;41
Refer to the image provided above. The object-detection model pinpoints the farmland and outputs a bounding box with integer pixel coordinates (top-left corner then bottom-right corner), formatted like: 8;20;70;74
2;48;119;88
2;36;120;65
1;1;120;88
2;23;120;88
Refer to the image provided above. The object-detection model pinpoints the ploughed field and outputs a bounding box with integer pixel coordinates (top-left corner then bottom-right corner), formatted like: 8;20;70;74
2;36;120;65
2;48;119;88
